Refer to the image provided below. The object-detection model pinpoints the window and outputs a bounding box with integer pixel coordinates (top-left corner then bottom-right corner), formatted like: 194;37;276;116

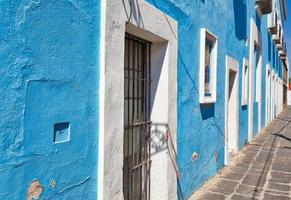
242;59;249;105
199;28;218;103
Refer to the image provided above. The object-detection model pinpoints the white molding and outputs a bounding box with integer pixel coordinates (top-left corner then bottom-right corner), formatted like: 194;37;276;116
101;1;178;199
275;72;280;117
224;55;239;165
272;19;282;43
271;69;275;120
97;0;107;198
242;58;249;106
265;64;271;125
248;18;262;141
199;28;218;104
267;10;278;33
257;47;262;131
255;47;262;104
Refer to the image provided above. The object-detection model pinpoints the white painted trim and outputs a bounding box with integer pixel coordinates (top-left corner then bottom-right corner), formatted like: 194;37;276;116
275;72;280;117
242;58;249;106
255;49;262;104
272;20;282;43
248;18;262;141
257;48;262;131
271;69;275;120
199;28;218;104
267;10;278;32
97;0;107;199
101;1;178;199
224;55;239;165
265;64;271;125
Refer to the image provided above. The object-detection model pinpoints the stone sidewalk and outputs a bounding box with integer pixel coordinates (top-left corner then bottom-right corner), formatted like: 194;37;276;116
190;107;291;200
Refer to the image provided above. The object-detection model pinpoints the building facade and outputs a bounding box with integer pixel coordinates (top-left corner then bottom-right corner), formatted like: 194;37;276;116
99;0;288;199
0;0;289;200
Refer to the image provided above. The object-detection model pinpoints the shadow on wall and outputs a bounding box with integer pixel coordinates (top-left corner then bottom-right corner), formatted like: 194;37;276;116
233;0;247;40
122;0;144;27
151;123;184;199
151;123;168;155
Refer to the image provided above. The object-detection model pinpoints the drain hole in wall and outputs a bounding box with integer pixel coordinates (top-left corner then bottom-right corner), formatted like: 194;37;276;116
191;152;198;161
54;122;70;143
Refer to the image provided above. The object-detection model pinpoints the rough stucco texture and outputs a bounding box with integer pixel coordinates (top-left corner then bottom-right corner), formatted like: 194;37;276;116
0;0;100;199
146;0;284;199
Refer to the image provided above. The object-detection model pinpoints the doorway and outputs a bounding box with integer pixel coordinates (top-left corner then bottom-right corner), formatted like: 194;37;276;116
265;66;271;125
225;56;239;164
123;33;151;200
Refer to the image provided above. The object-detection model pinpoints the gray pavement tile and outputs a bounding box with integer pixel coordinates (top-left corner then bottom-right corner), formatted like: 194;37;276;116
235;184;261;197
239;155;256;164
244;146;260;153
270;171;291;184
276;148;291;158
261;147;277;153
236;162;251;169
256;151;275;159
273;157;291;164
195;192;226;200
247;168;268;176
210;180;239;195
251;162;271;170
241;174;267;187
267;182;290;192
272;162;291;173
230;166;249;174
220;171;245;181
263;193;290;200
231;194;258;200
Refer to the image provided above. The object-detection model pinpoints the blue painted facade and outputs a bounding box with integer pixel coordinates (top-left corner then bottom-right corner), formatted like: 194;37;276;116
146;0;287;199
0;0;100;199
0;0;288;199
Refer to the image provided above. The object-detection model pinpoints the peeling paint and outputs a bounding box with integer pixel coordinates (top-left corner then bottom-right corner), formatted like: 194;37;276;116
26;180;43;200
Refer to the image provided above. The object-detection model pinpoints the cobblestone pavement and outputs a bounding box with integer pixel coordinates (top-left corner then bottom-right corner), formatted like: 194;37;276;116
189;107;291;200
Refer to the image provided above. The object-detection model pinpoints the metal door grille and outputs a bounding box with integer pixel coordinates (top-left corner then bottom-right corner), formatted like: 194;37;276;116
123;33;151;200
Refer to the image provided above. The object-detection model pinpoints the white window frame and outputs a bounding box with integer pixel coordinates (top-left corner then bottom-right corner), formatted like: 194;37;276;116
242;58;249;105
199;28;218;103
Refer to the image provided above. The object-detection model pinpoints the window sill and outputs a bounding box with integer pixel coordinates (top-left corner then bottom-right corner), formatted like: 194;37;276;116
200;97;216;104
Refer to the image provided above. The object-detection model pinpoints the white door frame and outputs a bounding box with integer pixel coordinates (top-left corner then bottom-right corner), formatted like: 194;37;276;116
98;1;178;199
271;70;275;120
248;18;261;141
265;64;271;125
225;55;239;165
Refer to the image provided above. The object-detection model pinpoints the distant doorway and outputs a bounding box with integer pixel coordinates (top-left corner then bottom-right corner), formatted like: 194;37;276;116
266;67;271;124
225;56;239;164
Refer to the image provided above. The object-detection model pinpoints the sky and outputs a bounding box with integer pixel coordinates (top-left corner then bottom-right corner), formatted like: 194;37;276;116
286;1;291;66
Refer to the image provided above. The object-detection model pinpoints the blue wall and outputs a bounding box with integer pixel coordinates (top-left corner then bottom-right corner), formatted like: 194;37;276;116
147;0;285;199
0;0;100;199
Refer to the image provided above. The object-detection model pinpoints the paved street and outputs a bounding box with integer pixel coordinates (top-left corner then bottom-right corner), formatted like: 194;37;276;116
190;107;291;200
